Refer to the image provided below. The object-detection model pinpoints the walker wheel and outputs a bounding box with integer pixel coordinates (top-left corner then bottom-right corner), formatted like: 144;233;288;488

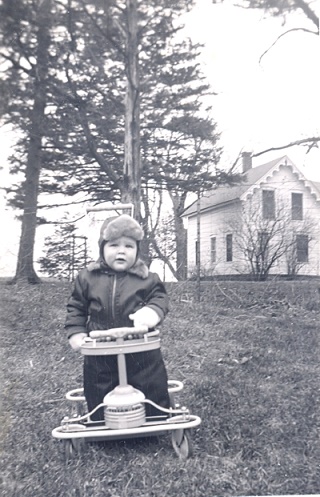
64;438;83;462
64;439;75;462
172;429;193;459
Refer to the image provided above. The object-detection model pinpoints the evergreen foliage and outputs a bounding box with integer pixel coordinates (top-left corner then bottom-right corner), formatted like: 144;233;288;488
238;0;318;30
0;0;228;281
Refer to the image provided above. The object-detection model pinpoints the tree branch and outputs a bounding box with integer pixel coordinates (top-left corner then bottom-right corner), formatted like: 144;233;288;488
259;27;318;63
151;235;177;280
294;0;319;29
253;137;320;158
0;52;33;76
78;0;126;56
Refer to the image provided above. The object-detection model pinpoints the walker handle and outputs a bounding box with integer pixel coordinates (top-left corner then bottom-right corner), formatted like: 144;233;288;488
89;326;149;339
86;203;134;217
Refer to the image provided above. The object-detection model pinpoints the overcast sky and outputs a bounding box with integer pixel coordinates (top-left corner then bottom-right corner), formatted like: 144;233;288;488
183;0;319;178
0;0;319;276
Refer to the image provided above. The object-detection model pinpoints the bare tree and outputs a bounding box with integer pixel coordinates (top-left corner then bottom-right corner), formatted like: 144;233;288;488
230;197;315;280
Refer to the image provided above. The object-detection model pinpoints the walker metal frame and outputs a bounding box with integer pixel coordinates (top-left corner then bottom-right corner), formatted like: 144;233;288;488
52;327;201;460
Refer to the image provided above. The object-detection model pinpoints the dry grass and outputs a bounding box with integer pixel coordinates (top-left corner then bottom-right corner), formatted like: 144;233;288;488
0;278;320;497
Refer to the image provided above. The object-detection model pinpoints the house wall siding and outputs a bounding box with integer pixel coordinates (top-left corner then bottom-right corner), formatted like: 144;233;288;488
186;164;320;277
187;201;246;276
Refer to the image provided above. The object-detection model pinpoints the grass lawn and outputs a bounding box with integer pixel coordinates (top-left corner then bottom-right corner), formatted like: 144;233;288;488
0;278;319;497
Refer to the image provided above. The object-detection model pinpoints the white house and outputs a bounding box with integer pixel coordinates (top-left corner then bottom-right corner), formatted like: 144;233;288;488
182;155;320;278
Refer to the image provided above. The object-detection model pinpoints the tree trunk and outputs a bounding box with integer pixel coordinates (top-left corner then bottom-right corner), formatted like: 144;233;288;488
121;0;150;262
174;212;187;280
14;0;51;283
122;0;141;222
170;194;188;280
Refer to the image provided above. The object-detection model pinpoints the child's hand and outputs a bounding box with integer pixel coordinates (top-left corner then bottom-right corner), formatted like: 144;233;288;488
129;307;160;329
68;333;87;351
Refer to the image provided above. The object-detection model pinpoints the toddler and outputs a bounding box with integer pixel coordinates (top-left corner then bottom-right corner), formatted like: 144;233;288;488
65;214;170;420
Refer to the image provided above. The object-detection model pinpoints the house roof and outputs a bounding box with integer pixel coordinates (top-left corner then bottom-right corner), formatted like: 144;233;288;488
182;155;320;217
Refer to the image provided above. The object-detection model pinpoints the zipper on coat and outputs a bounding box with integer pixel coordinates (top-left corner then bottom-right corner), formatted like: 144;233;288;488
111;274;117;323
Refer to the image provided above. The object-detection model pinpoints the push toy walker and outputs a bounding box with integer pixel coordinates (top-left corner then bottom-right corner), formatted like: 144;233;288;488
52;326;201;460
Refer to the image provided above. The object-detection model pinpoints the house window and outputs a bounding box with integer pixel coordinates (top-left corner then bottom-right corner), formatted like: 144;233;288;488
262;190;275;219
292;193;303;220
296;234;308;262
210;237;216;263
226;234;233;262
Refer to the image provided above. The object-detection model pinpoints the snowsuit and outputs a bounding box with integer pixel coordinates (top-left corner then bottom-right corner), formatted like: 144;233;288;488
65;257;170;421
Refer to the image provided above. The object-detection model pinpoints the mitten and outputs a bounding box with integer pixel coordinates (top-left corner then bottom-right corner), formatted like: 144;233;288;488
129;306;160;329
68;332;87;351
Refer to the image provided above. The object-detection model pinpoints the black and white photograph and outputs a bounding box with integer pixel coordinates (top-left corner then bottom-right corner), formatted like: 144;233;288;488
0;1;319;496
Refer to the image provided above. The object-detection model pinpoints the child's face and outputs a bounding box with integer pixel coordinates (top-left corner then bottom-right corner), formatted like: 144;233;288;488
103;236;138;272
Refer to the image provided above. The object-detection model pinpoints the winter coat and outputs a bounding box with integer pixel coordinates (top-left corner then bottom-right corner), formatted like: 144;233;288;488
65;256;170;420
65;257;169;339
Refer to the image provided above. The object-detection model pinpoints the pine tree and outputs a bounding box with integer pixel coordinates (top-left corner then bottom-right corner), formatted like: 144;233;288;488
0;0;53;282
1;0;229;281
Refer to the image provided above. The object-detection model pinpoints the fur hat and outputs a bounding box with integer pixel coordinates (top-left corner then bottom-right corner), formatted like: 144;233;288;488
88;214;148;278
100;214;144;243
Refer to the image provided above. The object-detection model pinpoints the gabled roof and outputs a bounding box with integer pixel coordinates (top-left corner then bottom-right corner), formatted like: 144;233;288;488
182;155;320;217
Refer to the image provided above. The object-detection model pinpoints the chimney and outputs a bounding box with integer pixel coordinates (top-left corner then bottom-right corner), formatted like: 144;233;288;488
242;152;252;173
